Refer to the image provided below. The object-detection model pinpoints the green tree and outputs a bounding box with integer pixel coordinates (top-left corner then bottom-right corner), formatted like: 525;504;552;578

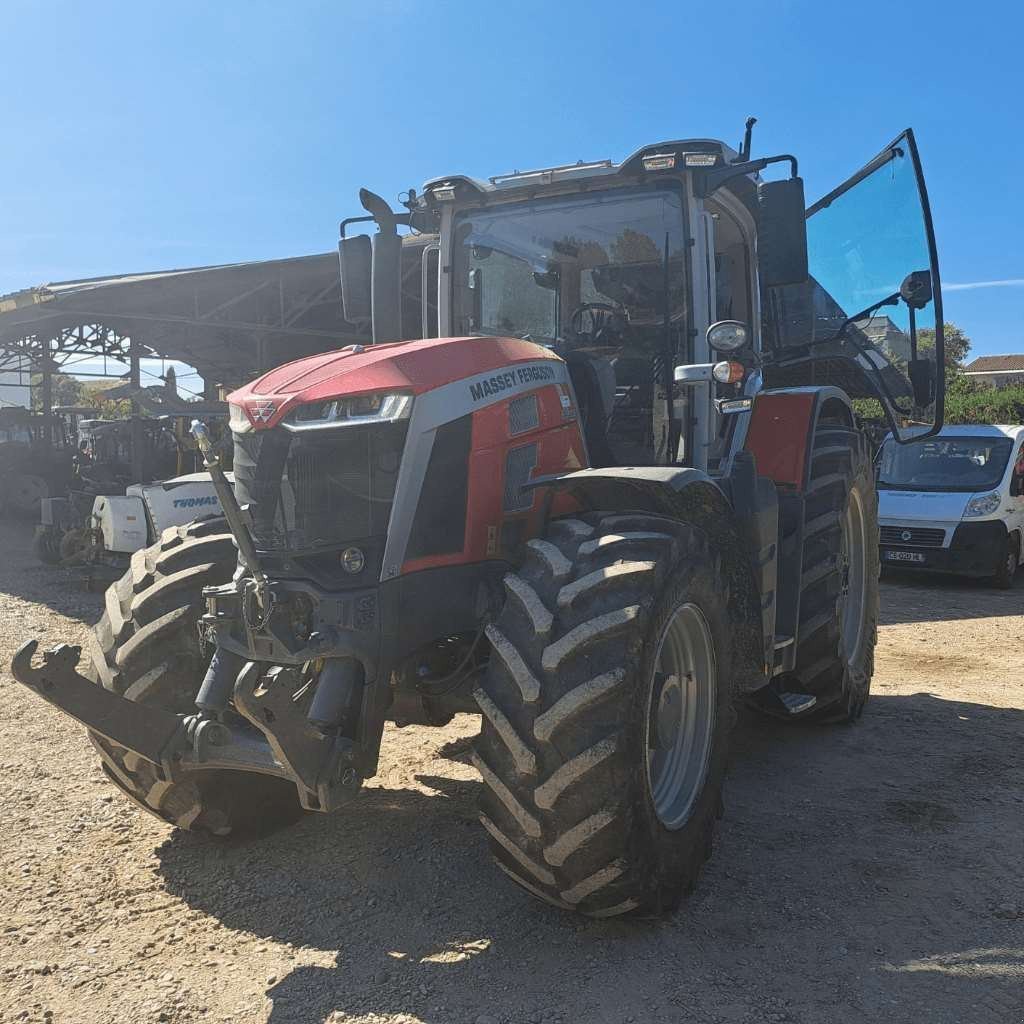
917;322;970;373
30;372;84;410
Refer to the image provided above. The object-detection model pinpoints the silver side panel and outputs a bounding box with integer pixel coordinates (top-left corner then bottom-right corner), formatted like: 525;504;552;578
380;359;571;580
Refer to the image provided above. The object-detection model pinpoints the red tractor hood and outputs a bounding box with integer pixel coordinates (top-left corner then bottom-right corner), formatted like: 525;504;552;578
228;335;560;430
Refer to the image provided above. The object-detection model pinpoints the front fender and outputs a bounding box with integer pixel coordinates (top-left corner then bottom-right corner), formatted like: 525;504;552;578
533;467;767;694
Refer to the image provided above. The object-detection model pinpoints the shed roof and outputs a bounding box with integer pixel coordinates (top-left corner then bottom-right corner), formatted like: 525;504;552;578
0;254;362;389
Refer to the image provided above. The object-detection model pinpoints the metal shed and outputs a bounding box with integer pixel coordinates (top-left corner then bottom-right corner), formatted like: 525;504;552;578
0;253;360;477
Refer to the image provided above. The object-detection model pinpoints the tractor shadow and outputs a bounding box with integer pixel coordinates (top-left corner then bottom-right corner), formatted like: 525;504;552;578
155;692;1024;1024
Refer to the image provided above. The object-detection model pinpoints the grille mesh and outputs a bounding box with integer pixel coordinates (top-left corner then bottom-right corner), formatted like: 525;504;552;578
880;525;945;547
504;443;538;512
509;394;540;436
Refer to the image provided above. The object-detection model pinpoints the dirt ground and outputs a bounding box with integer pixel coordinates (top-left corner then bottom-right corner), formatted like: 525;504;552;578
0;517;1021;1024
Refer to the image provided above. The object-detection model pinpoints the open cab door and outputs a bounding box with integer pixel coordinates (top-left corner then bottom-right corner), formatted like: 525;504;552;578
763;129;944;442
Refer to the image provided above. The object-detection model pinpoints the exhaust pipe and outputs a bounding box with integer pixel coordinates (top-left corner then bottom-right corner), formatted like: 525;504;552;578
359;188;402;345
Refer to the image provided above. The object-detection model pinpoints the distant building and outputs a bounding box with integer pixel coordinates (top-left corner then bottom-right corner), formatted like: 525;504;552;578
0;353;30;409
861;315;909;358
963;355;1024;389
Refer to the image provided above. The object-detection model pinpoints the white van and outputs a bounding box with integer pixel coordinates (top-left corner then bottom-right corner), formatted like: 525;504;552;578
877;424;1024;587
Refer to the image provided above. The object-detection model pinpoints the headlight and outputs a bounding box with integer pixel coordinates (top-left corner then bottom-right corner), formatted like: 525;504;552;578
282;393;413;432
963;491;1001;518
707;320;749;353
228;403;252;434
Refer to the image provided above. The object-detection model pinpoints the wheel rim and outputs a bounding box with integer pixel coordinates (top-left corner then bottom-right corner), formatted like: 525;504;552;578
645;603;717;830
837;487;867;664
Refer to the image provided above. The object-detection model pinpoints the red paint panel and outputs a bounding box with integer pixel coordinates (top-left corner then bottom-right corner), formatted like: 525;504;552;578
228;336;562;430
744;392;816;490
400;388;587;575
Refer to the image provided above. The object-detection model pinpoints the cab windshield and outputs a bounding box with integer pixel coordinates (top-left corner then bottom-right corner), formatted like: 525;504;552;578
451;187;687;345
451;187;690;466
877;435;1013;492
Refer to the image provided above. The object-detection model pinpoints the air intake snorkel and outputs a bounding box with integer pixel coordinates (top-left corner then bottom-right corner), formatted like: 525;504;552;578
191;420;267;587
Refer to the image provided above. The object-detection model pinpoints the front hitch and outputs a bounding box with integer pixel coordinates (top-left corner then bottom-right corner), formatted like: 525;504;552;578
9;640;361;813
10;640;187;774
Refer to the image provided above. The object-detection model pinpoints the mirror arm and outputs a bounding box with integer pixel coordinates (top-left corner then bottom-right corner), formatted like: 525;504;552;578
340;214;374;239
834;291;900;339
696;154;798;197
340;211;411;239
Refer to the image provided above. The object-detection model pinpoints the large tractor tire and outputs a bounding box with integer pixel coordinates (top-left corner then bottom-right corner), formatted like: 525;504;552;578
85;517;304;836
473;513;734;917
789;426;879;723
33;525;63;565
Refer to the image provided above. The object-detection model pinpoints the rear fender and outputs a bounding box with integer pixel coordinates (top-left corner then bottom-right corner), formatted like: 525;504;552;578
743;386;859;671
534;467;766;693
743;386;854;492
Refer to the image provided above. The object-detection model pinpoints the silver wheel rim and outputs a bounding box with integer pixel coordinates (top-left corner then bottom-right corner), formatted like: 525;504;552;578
645;603;717;830
837;487;867;663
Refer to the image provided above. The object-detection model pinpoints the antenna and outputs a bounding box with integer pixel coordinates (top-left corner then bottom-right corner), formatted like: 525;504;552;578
738;117;757;162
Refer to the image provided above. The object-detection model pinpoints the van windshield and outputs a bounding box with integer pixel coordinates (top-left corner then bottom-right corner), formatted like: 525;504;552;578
878;436;1013;492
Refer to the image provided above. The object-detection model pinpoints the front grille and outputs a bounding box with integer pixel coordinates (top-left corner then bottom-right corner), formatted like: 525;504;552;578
880;525;946;547
233;421;407;554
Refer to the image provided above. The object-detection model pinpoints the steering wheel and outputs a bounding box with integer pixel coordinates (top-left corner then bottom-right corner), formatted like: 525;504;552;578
569;302;629;345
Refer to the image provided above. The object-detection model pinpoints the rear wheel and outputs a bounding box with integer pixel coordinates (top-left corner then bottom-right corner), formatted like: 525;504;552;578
788;427;879;723
992;533;1019;589
33;525;63;565
85;517;304;836
473;513;734;917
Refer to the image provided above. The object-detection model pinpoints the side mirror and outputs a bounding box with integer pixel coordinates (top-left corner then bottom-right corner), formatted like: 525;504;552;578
908;357;935;407
757;177;808;287
339;234;372;324
900;269;933;310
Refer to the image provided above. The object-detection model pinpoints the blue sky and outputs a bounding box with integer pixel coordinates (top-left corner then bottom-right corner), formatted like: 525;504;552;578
1;0;1021;365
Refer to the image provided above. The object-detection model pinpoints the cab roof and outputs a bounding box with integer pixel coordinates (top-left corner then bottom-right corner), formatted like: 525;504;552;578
422;138;741;197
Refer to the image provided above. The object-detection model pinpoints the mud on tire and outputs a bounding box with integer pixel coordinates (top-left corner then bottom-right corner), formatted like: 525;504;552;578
473;512;734;917
789;427;879;723
85;517;304;836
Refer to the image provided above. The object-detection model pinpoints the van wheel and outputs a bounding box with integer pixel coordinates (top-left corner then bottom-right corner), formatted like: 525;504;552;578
992;534;1019;589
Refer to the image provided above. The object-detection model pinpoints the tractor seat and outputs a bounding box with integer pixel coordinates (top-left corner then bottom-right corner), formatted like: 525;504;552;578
564;350;616;468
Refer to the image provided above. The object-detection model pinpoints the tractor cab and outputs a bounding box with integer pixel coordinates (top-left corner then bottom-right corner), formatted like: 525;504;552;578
341;128;945;469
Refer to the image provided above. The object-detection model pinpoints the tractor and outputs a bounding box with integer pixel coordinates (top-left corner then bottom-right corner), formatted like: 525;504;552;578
12;124;945;917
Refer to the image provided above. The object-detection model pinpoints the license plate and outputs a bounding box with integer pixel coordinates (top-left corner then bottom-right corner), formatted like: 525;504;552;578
884;550;926;563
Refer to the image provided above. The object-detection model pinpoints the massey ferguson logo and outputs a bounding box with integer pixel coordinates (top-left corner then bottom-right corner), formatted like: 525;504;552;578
468;364;556;403
250;401;277;424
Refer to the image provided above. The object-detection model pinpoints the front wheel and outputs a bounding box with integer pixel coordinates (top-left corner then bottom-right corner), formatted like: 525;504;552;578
992;533;1019;589
85;517;305;836
473;513;734;917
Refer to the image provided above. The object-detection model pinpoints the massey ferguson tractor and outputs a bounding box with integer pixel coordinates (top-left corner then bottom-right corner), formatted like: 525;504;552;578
12;124;945;918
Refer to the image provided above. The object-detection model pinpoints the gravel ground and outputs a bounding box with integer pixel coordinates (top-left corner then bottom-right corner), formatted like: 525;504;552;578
0;516;1021;1024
